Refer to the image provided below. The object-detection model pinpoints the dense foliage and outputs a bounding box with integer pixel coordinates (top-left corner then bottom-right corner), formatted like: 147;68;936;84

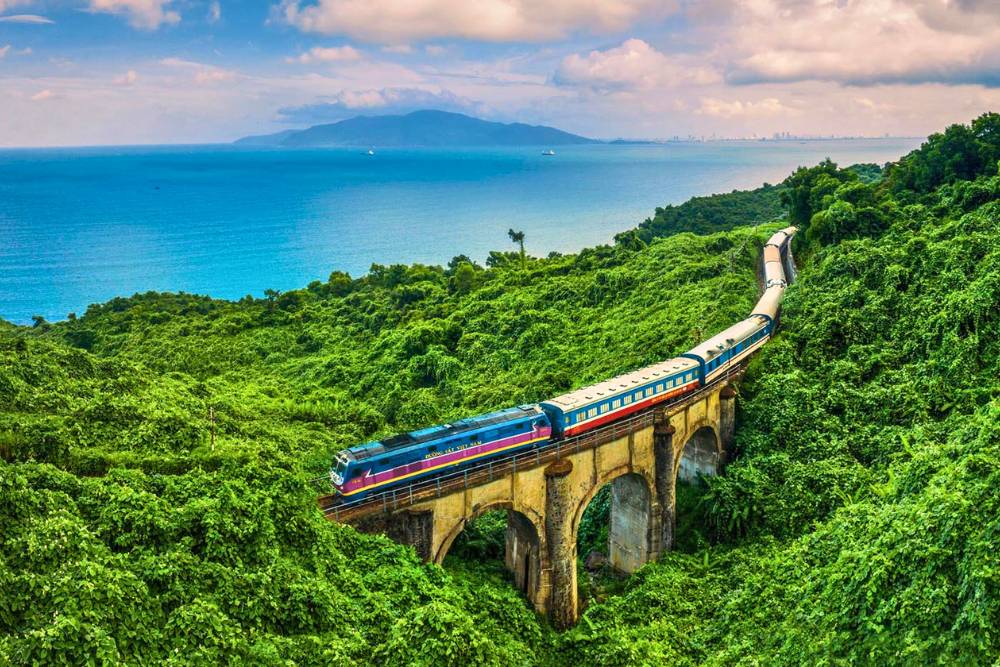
3;113;999;665
1;211;767;662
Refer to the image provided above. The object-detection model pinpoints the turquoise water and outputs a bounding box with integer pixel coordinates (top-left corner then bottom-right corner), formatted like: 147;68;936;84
0;139;920;324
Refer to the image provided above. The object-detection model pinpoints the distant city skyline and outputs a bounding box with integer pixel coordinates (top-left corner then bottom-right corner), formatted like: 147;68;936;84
1;0;999;147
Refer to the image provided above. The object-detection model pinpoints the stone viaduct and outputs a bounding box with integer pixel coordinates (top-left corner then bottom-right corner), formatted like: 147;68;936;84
319;379;738;629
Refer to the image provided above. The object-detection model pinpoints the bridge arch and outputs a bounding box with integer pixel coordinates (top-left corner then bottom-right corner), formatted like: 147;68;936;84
434;501;546;602
676;422;722;482
573;467;655;574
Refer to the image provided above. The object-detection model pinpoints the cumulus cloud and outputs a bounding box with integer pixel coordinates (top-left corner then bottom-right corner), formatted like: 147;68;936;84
287;45;362;64
720;0;1000;87
207;0;220;23
554;38;719;91
276;87;485;124
0;45;9;58
30;89;54;101
160;57;237;84
696;97;798;119
278;0;675;43
87;0;180;29
0;14;53;23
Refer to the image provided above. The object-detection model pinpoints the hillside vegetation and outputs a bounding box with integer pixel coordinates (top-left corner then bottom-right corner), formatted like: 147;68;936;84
1;206;770;663
2;113;999;665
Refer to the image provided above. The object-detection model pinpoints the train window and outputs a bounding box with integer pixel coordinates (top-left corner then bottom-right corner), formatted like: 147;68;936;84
623;395;632;405
600;404;608;414
613;399;621;408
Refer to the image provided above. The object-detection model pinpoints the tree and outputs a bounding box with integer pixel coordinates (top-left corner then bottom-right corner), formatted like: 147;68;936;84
780;159;852;228
449;262;479;295
508;228;526;269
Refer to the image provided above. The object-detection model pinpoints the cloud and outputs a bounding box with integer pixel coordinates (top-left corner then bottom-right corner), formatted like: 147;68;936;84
30;89;54;101
695;97;798;119
87;0;180;29
278;0;675;43
207;0;220;23
114;69;139;85
276;87;485;124
0;14;53;23
424;45;447;56
0;0;32;11
160;57;237;84
381;44;413;54
0;44;31;57
718;0;1000;88
554;38;719;91
287;45;362;64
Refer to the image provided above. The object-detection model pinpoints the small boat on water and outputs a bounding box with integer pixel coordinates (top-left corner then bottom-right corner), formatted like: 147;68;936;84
367;148;375;156
542;149;556;156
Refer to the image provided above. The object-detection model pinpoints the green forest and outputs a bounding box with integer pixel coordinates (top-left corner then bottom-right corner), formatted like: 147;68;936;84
2;113;999;665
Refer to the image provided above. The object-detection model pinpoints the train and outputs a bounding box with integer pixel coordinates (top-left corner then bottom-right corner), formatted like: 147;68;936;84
330;227;797;500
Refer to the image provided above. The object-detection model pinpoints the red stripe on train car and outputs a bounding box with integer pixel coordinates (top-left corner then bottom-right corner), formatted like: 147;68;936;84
562;382;698;437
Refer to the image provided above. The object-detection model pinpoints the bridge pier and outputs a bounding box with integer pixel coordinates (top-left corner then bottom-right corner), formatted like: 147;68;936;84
544;458;578;629
608;474;652;572
354;509;434;561
720;386;737;462
653;418;676;553
505;510;541;598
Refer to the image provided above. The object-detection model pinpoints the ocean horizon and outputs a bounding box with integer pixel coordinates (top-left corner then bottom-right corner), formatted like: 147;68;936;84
0;138;922;325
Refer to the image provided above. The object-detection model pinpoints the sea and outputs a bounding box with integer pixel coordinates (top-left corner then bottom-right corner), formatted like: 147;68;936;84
0;139;922;324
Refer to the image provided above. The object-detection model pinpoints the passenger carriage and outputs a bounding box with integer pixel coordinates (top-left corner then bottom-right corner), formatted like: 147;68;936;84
539;357;700;438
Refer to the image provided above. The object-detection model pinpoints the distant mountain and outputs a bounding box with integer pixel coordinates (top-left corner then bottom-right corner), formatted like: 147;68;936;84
233;129;298;146
234;110;599;148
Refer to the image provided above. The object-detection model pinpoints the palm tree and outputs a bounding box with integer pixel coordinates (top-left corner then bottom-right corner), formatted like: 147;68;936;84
508;228;526;269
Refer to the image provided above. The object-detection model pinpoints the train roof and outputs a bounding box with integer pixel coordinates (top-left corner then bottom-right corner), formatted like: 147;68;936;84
347;405;542;461
764;226;798;248
541;356;700;412
751;285;786;319
683;315;770;362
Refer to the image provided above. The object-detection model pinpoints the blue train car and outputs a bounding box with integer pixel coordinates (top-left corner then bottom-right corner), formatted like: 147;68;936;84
540;357;701;438
332;405;552;499
680;315;772;383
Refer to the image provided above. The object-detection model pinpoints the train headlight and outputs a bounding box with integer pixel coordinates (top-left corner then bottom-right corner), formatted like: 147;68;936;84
330;471;343;485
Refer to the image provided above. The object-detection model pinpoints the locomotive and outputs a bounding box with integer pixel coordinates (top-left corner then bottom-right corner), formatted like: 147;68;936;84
330;227;797;500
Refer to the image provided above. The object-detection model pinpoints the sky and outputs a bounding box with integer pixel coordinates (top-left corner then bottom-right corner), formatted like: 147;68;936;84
1;0;999;146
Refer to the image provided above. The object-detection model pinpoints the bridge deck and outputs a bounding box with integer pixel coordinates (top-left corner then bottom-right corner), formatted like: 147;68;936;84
319;366;744;524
